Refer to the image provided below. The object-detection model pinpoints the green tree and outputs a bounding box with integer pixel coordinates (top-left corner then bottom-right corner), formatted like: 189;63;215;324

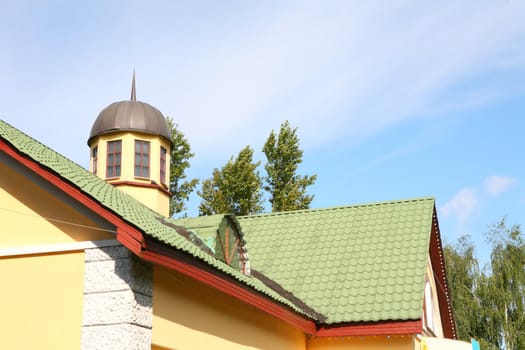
198;146;264;216
166;117;198;216
445;218;525;350
263;120;317;212
482;219;525;350
443;236;482;341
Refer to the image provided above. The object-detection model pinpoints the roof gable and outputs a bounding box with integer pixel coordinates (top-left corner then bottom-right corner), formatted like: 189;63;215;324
0;119;455;336
238;198;435;324
171;214;250;274
0;119;310;319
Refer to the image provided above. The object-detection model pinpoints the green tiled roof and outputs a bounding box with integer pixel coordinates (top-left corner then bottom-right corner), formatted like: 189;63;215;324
1;119;436;326
171;214;229;251
238;198;435;324
0;119;311;317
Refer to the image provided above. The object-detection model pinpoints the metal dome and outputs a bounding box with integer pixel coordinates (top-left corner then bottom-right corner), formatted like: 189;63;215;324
88;100;171;145
88;72;171;145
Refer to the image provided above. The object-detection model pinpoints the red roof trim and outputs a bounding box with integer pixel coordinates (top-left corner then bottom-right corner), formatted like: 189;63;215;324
140;249;318;334
0;137;431;338
317;319;422;337
0;138;145;255
140;246;424;337
430;207;457;339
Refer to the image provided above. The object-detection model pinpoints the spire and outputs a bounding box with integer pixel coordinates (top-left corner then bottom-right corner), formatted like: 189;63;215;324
131;69;136;101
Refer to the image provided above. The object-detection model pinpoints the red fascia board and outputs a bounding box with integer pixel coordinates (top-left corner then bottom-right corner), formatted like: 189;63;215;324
0;139;145;252
0;138;430;338
430;208;457;339
140;249;318;334
317;319;422;337
141;247;423;338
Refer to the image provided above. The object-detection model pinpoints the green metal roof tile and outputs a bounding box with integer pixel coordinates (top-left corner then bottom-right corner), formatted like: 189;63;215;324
238;197;435;324
0;119;313;319
1;119;437;326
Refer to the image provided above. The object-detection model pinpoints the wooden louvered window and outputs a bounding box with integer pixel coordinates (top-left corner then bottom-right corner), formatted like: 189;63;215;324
134;140;150;178
216;223;242;269
106;141;121;178
212;218;249;275
160;146;167;184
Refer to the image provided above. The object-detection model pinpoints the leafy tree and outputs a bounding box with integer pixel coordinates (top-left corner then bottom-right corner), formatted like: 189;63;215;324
198;146;264;216
482;219;525;350
263;120;317;212
166;117;198;216
445;218;525;350
443;236;483;341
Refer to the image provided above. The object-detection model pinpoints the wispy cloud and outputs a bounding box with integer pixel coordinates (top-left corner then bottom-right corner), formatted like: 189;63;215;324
440;187;479;225
155;1;525;159
484;176;517;196
1;1;525;165
440;175;518;228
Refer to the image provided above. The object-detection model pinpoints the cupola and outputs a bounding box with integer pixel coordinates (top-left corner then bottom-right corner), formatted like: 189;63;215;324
88;73;172;217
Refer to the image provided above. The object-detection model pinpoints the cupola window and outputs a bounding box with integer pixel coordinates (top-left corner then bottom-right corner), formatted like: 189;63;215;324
92;146;98;175
106;140;121;178
160;146;167;184
134;140;150;178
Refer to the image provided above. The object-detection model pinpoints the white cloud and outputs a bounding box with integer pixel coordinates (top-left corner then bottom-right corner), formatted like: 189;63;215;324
2;1;525;165
440;187;479;225
484;175;517;196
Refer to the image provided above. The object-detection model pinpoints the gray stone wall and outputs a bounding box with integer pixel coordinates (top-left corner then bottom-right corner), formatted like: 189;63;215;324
81;241;153;350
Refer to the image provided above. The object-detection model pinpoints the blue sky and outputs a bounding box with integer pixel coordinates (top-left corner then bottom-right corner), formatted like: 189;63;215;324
2;1;524;264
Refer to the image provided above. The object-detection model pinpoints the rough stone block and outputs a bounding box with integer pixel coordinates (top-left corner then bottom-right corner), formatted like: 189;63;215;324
83;258;152;295
82;290;152;327
81;324;151;350
85;244;132;262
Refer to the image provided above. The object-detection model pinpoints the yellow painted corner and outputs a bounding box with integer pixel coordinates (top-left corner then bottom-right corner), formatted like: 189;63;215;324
0;161;113;248
0;251;85;349
151;266;306;350
307;334;415;350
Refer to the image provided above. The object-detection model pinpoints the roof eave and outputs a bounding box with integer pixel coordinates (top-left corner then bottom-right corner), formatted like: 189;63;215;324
0;135;319;333
316;319;422;337
429;206;457;339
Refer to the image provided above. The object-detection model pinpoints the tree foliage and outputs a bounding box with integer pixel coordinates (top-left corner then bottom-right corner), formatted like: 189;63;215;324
166;117;198;216
482;219;525;350
443;236;483;341
198;146;264;216
263;120;317;212
444;218;525;350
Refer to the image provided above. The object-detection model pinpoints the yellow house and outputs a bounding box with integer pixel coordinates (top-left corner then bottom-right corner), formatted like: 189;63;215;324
0;86;472;349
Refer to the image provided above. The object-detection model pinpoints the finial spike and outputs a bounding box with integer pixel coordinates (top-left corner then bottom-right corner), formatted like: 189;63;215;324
131;69;136;101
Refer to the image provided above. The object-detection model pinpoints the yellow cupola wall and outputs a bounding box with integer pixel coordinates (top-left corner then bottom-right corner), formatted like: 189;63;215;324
87;75;171;217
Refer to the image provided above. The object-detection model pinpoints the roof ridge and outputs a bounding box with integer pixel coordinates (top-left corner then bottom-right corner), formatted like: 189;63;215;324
0;119;316;317
239;196;435;219
0;119;90;172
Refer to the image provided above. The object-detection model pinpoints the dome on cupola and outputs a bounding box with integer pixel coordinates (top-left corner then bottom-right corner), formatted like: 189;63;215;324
88;73;171;146
87;72;173;217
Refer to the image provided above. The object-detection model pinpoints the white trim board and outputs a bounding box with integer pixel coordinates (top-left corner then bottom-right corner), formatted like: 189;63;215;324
0;239;121;257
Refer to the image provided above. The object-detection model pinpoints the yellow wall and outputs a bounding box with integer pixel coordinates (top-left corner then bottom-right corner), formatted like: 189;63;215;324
421;337;472;350
90;132;171;216
0;251;85;349
151;266;306;350
0;161;113;248
307;335;415;350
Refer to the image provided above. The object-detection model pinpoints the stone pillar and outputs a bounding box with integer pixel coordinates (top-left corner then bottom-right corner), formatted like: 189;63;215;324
81;241;153;350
